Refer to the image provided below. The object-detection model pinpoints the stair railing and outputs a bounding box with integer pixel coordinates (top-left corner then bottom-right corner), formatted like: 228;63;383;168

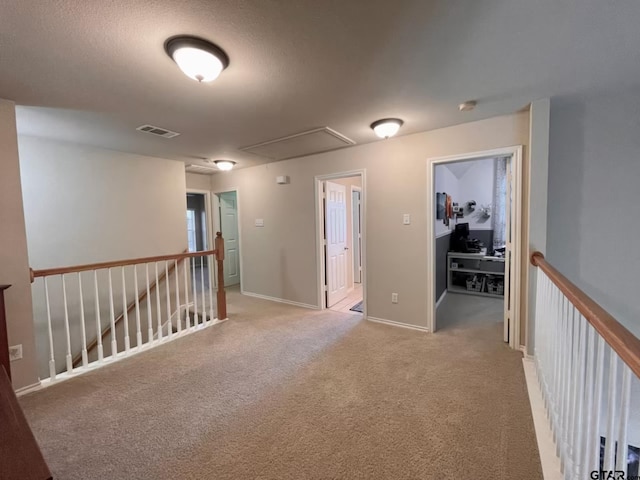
30;234;226;384
531;252;640;479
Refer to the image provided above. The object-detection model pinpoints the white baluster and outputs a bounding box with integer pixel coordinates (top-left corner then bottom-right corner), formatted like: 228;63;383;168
183;258;190;329
572;314;587;479
155;262;163;341
200;256;206;324
174;259;181;334
77;272;88;368
581;324;597;475
44;277;56;380
165;261;172;339
615;366;631;474
590;335;606;473
121;267;130;353
566;306;580;478
208;254;215;321
61;275;73;373
133;265;142;348
192;257;199;327
93;271;103;362
146;264;153;344
603;350;618;472
108;268;117;358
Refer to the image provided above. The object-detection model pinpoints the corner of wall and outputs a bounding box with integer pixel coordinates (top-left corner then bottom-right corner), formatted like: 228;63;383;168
0;99;39;389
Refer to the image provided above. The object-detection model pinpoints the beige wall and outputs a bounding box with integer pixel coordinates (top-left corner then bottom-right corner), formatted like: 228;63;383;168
18;136;188;378
330;176;362;291
211;112;530;330
186;172;212;191
0;100;38;389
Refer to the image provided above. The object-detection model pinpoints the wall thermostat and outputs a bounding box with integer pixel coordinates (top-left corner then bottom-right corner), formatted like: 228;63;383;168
276;175;289;184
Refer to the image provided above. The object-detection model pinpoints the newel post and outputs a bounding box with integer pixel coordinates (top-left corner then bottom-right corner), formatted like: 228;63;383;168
215;232;227;320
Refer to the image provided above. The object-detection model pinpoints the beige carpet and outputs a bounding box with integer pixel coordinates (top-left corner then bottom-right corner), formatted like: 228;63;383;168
20;289;542;480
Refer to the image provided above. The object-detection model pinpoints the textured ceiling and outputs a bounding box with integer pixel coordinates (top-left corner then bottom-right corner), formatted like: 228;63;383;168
2;0;640;170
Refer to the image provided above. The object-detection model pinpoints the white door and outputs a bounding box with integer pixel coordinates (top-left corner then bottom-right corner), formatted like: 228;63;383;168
503;157;521;346
352;190;362;284
325;181;348;307
219;192;240;286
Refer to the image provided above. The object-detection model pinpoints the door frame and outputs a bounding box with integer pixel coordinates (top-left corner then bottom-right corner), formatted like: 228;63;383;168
425;146;523;349
211;187;244;293
350;185;362;284
315;170;367;315
186;189;214;251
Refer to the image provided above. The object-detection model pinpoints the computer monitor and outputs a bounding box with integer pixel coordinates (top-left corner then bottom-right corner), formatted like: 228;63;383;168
454;222;470;238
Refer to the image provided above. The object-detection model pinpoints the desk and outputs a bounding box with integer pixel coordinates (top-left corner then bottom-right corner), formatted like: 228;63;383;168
447;251;505;297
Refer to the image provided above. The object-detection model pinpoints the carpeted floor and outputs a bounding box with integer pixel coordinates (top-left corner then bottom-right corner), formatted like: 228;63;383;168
20;289;542;480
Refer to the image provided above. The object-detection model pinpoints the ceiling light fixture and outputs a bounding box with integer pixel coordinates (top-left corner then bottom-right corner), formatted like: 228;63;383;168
370;118;403;139
214;160;236;171
458;100;477;112
165;36;229;83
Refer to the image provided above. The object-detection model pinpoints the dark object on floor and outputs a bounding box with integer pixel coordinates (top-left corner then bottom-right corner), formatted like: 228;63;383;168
350;301;364;313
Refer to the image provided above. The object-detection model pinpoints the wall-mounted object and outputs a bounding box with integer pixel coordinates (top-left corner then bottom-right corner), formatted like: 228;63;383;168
436;192;446;220
255;219;264;227
276;175;289;184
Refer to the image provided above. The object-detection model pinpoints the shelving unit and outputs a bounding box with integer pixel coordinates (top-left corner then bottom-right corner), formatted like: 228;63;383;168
447;250;505;298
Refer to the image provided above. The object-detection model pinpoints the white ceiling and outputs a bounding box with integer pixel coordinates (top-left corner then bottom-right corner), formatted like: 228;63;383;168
2;0;640;170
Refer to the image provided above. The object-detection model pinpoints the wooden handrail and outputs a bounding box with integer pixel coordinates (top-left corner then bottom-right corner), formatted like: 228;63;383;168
30;249;218;281
70;253;187;368
531;251;640;378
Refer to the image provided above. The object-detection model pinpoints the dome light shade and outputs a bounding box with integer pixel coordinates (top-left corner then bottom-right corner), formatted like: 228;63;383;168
214;160;236;171
371;118;404;139
165;36;229;83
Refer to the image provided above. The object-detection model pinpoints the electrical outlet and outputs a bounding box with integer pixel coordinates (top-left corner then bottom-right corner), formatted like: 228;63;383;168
391;293;398;304
403;214;411;225
9;344;22;361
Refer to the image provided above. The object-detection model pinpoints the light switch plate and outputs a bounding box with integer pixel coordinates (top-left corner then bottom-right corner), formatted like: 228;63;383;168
403;214;411;225
9;344;22;361
391;293;399;304
255;219;264;227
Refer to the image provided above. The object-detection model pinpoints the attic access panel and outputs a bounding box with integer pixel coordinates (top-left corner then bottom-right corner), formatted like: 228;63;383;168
240;127;355;160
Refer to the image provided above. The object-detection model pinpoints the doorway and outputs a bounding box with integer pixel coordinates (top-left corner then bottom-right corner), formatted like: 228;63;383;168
426;147;523;348
213;190;241;288
186;192;210;252
315;171;366;315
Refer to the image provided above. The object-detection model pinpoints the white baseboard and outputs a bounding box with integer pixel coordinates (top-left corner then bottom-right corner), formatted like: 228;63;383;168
241;291;319;310
15;380;42;397
522;358;562;480
436;290;447;309
16;320;223;396
366;316;429;332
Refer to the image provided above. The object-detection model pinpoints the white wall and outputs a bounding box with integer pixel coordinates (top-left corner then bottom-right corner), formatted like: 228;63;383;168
436;158;496;236
186;172;212;191
548;92;640;338
0;99;38;389
18;136;188;376
456;159;495;231
210;112;530;330
19;136;188;266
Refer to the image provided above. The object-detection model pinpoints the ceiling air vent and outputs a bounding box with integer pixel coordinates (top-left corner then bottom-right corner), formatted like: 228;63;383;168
185;164;218;175
136;124;181;139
